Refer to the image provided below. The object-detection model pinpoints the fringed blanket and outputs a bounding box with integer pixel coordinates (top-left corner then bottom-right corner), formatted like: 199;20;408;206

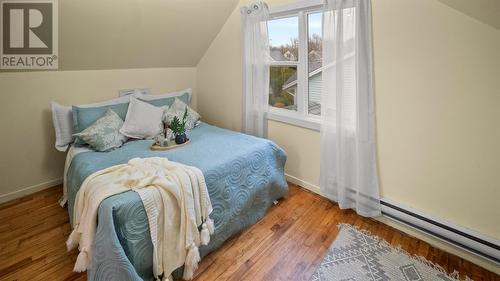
67;157;213;280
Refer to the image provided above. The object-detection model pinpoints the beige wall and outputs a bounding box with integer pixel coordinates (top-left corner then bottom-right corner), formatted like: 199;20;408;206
0;0;498;273
196;0;500;271
437;0;500;30
373;0;500;239
0;67;197;201
1;0;239;71
267;120;320;188
58;0;239;70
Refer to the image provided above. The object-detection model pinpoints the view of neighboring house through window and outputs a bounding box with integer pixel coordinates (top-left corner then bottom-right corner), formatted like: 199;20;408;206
268;16;298;111
307;12;323;116
268;7;324;128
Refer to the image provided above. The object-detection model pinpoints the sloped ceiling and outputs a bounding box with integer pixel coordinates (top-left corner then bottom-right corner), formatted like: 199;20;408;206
437;0;500;30
59;0;239;70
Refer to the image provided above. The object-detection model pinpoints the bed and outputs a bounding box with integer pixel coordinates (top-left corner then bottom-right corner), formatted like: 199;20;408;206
65;122;288;280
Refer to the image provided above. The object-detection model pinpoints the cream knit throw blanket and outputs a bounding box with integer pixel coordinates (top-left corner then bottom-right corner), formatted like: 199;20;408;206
66;157;214;280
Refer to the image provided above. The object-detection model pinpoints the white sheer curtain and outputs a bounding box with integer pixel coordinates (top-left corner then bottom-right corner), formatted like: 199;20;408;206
320;0;381;217
240;2;270;138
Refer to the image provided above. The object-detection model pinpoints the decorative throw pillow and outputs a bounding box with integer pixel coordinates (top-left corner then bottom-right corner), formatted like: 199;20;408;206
163;98;201;131
72;102;130;145
73;109;127;152
50;90;190;151
120;98;165;139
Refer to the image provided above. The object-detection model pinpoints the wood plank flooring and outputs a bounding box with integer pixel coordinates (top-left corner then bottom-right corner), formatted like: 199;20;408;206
0;184;497;281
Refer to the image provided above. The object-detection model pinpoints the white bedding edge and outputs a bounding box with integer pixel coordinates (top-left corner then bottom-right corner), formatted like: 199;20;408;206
59;145;92;207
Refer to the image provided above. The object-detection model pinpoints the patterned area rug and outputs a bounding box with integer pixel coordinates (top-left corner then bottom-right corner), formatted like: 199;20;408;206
311;224;470;281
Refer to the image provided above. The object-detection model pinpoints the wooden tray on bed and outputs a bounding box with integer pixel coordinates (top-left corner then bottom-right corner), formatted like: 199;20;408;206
150;140;190;151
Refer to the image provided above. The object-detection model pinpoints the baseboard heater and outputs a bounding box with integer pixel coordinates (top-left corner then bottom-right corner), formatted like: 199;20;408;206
380;199;500;264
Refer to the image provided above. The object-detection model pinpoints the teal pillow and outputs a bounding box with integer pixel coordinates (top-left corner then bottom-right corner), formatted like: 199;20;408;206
73;109;127;152
140;92;190;107
72;102;129;144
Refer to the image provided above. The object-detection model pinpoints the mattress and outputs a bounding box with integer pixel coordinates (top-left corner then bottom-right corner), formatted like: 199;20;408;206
66;123;288;280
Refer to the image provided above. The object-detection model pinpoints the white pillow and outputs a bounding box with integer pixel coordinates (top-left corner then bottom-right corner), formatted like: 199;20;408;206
139;88;192;104
78;94;140;108
120;98;165;139
49;89;190;151
49;94;145;152
50;102;74;152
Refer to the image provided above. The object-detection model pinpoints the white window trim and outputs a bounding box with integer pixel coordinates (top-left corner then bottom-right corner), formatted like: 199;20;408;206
267;110;321;131
269;0;323;16
267;0;324;132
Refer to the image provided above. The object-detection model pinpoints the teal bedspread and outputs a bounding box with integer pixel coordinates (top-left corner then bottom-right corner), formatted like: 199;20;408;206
66;123;288;281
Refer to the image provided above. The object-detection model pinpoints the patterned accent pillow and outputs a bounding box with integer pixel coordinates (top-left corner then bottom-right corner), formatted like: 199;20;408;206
164;98;200;131
73;109;127;152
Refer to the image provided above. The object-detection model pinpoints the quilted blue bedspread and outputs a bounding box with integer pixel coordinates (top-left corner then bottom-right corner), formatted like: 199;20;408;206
66;123;288;281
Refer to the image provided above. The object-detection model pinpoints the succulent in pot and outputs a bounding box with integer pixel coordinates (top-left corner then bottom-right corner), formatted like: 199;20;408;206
170;106;189;144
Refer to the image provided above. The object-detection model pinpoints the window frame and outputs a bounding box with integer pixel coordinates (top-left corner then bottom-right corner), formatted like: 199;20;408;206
267;0;324;131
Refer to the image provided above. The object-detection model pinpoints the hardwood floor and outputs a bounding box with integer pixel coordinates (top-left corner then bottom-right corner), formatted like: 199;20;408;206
0;184;497;281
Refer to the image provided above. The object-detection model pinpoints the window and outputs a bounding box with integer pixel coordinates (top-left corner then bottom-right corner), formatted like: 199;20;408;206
307;12;323;116
267;2;324;130
268;16;298;111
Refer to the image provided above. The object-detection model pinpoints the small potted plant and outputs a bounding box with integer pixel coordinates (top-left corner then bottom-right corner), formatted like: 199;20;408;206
170;106;189;144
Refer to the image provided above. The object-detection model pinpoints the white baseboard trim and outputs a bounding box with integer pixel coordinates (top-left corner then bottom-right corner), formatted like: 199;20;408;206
285;173;321;194
0;178;62;204
284;174;500;267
